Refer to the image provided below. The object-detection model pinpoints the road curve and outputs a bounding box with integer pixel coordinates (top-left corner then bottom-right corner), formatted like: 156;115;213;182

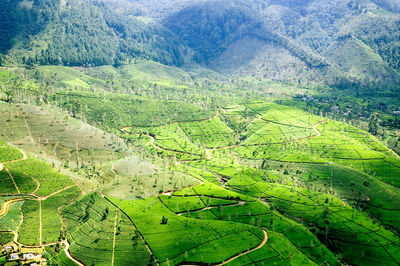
0;199;23;218
216;230;268;265
62;240;85;266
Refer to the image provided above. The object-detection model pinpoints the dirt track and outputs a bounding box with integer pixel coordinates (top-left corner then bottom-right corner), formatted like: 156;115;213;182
217;230;268;265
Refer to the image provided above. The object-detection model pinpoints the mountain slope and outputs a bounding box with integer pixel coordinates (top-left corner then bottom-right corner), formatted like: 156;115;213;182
159;0;400;87
1;0;185;66
1;0;400;90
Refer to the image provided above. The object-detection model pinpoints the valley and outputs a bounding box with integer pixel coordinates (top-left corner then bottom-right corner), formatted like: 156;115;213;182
0;0;400;265
1;90;400;264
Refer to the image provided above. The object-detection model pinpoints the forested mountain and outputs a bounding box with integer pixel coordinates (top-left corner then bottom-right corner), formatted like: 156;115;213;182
158;0;400;88
0;0;185;66
1;0;400;89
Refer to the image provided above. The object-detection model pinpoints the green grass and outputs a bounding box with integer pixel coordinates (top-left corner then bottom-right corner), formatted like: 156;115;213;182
0;201;23;232
110;196;265;265
0;232;13;246
62;193;151;265
226;177;400;265
6;157;75;197
103;166;200;199
118;61;192;88
134;123;206;157
38;65;105;90
0;147;23;163
0;139;8;147
7;169;37;194
180;116;236;148
0;170;17;194
168;184;338;265
18;199;40;245
42;186;82;244
0;102;129;167
57;250;77;266
51;92;213;129
1;93;400;266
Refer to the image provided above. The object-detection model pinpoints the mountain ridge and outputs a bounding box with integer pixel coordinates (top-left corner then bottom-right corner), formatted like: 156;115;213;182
1;0;400;90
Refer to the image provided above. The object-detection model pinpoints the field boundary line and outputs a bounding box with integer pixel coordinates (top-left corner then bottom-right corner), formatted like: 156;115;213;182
143;132;204;157
39;199;42;245
30;176;41;195
119;113;219;132
103;195;160;266
111;209;118;266
6;168;20;194
23;114;35;144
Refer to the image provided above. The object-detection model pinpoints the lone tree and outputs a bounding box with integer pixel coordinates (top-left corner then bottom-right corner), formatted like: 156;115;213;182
161;216;168;225
368;113;379;135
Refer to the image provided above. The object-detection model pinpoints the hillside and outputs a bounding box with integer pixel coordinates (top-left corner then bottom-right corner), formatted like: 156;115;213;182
0;1;400;265
0;0;185;67
160;0;400;88
1;0;400;90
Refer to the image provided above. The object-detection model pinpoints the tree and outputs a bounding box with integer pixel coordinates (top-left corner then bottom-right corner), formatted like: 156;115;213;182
368;113;379;135
161;216;168;225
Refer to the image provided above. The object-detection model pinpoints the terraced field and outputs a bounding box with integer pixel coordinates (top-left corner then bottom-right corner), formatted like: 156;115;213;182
115;101;400;265
0;141;82;263
1;101;400;265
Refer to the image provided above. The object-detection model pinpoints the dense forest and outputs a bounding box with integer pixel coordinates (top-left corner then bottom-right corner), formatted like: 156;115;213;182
1;0;400;90
0;0;185;67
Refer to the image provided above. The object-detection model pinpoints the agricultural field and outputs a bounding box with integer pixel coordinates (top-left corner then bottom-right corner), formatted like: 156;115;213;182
51;92;214;129
0;102;130;166
110;196;269;265
0;138;85;263
0;200;23;232
180;116;236;148
62;193;152;265
1;98;400;265
38;65;106;90
0;101;157;192
133;123;206;158
112;100;400;265
102;161;201;199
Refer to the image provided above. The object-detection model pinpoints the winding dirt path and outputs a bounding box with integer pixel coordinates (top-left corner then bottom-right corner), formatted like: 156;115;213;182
40;184;78;200
23;115;35;144
31;176;41;195
312;120;325;137
0;199;23;218
111;162;118;178
62;240;85;266
217;230;268;265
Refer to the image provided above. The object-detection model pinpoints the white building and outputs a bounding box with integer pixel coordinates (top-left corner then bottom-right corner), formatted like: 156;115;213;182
22;253;35;260
9;253;19;260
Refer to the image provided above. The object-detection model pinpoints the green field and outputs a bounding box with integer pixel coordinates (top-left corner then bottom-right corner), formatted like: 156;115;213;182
112;101;400;265
62;193;152;265
1;77;400;265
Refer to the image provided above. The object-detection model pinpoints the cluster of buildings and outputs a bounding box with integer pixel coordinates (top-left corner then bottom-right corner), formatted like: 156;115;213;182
2;243;44;265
